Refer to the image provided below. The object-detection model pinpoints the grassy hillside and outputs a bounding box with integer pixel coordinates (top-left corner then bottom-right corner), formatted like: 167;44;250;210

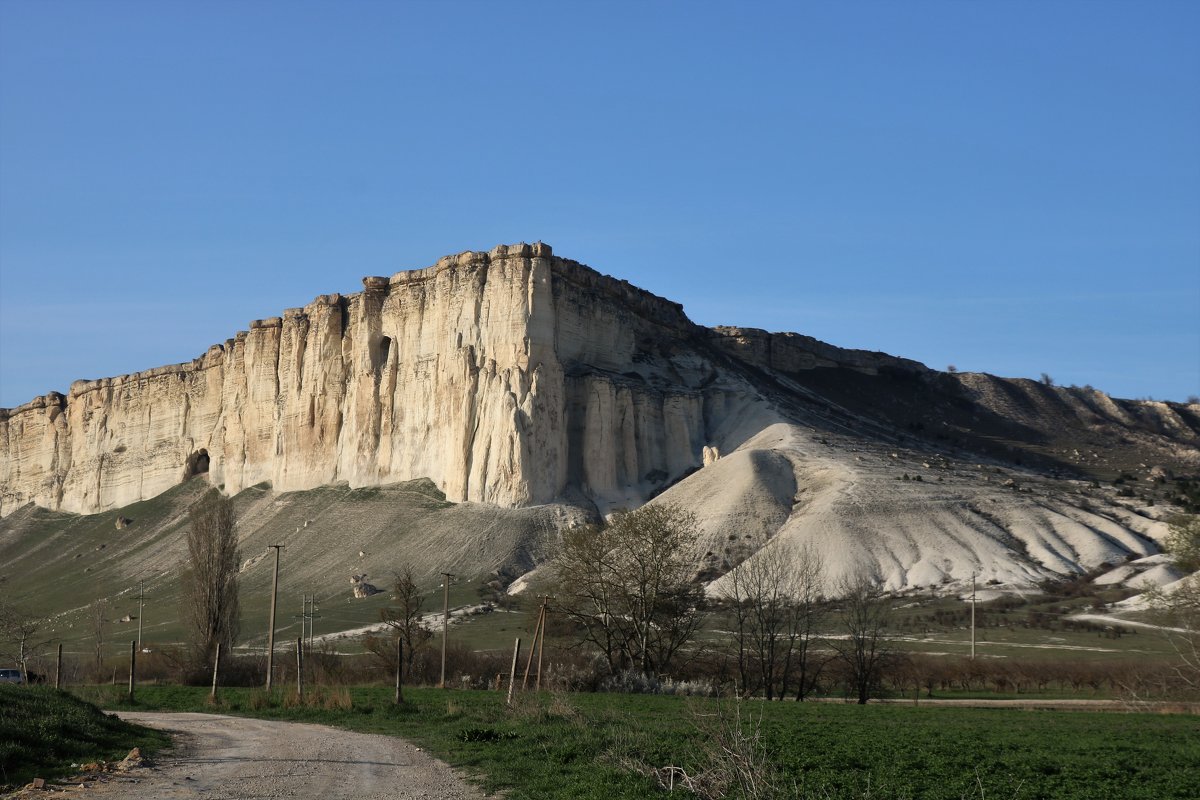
0;685;168;791
0;472;1186;676
0;476;563;664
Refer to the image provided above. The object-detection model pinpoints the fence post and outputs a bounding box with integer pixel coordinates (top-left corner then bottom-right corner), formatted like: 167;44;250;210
55;643;63;690
210;642;221;701
296;638;304;701
394;639;404;704
127;640;136;703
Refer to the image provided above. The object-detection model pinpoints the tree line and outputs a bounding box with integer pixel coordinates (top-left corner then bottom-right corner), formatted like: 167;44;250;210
546;504;897;704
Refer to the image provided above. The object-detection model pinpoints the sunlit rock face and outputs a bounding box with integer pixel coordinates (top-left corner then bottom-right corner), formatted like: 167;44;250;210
0;243;733;516
4;241;1199;594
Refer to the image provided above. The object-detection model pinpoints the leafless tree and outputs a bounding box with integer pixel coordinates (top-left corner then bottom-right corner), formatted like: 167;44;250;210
379;565;433;673
722;542;828;700
0;600;52;682
181;489;240;667
782;544;829;701
830;572;894;704
1147;515;1200;695
551;503;706;676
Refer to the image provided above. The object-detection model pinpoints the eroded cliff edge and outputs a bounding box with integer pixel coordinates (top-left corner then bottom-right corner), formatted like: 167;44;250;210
4;241;1198;533
2;244;710;515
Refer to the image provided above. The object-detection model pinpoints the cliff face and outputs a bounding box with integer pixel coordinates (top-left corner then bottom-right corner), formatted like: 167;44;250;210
0;243;725;516
5;242;1200;596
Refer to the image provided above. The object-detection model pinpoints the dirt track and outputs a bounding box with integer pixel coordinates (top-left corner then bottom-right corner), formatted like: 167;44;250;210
85;712;487;799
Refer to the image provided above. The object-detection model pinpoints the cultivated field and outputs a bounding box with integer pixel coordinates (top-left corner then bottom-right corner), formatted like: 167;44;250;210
48;685;1200;800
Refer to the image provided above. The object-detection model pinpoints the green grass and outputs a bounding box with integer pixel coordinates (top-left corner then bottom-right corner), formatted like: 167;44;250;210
69;684;1200;799
0;685;169;791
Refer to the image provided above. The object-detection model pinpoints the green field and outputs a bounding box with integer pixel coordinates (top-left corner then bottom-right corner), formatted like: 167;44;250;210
68;685;1200;800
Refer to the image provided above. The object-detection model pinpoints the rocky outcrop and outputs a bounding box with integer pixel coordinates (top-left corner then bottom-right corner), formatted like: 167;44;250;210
0;243;732;516
709;326;928;376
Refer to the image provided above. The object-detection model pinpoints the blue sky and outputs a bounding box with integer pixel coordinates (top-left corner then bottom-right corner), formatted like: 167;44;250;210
1;0;1197;407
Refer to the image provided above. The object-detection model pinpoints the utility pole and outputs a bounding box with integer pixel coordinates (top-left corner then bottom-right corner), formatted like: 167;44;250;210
296;638;304;701
439;572;454;689
970;571;977;661
535;595;549;692
307;595;320;652
506;637;521;706
134;579;147;652
265;544;284;691
394;638;404;705
522;597;547;690
294;595;308;648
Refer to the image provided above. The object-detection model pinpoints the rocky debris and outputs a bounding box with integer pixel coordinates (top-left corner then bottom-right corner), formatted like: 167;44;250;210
350;574;381;599
117;747;146;770
114;516;132;529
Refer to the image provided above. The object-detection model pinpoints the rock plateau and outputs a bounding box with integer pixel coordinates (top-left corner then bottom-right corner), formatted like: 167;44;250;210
3;242;1199;591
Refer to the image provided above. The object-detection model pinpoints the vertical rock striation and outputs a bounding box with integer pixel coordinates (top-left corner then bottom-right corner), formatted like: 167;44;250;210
0;243;725;516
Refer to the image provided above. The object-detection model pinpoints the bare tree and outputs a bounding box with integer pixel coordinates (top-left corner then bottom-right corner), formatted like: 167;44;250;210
782;544;829;701
379;566;433;673
723;543;828;700
181;489;240;668
0;601;52;682
1148;514;1200;694
551;504;706;676
830;573;894;704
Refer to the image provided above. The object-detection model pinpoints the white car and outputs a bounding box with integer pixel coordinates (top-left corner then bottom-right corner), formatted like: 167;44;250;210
0;668;23;684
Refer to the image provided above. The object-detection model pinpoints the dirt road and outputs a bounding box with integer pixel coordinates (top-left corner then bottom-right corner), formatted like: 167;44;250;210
87;712;488;799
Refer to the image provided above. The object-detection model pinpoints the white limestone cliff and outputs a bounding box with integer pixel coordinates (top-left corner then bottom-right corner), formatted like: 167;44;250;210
0;243;732;517
4;242;1198;595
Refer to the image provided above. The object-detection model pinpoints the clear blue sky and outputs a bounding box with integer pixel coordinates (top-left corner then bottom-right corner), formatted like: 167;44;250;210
1;0;1197;408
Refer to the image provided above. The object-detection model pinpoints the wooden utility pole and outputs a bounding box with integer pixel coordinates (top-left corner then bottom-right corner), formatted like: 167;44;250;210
265;545;284;691
535;597;549;692
211;642;221;700
134;579;147;652
439;572;454;689
127;640;136;703
522;599;546;690
55;643;63;690
506;637;521;706
308;596;319;652
307;595;320;652
296;638;304;701
970;571;977;661
394;638;404;705
294;594;321;656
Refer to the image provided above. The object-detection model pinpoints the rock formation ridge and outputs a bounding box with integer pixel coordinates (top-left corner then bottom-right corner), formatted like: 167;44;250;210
3;242;1199;592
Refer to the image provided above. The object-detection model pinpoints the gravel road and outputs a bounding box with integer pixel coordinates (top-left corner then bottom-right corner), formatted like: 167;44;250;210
89;712;488;799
